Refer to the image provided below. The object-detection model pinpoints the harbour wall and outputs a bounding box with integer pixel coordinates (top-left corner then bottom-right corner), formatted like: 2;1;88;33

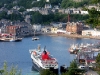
42;33;100;40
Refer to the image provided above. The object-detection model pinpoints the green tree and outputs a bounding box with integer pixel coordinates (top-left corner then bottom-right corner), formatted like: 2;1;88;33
31;11;43;24
69;60;78;69
0;62;21;75
0;11;7;20
17;0;33;8
62;60;85;75
7;13;24;21
85;0;100;28
40;69;56;75
19;7;26;12
96;53;100;69
61;0;90;8
95;53;100;74
32;0;46;7
91;0;100;4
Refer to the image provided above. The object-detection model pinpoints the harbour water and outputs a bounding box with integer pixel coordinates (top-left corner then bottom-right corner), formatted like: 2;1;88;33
0;35;99;75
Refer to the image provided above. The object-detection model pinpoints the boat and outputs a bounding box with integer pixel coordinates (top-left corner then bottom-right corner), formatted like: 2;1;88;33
10;37;22;42
29;45;58;74
32;30;39;41
32;37;39;41
0;33;22;42
0;37;22;42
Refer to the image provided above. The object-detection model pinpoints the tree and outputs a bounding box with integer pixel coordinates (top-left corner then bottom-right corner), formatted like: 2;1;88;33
95;53;100;74
69;60;78;69
61;0;90;8
0;62;21;75
96;53;100;69
7;13;24;21
0;11;7;20
91;0;100;4
85;0;100;28
63;60;86;75
31;11;43;24
19;8;26;12
40;69;56;75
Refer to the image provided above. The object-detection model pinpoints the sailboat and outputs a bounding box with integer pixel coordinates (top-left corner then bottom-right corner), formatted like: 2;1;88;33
32;30;39;41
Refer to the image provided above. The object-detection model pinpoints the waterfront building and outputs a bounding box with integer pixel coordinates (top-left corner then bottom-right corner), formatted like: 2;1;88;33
20;25;31;36
32;24;41;31
56;29;66;34
6;25;20;36
76;51;96;65
51;27;58;33
51;22;67;29
82;30;100;37
66;22;83;34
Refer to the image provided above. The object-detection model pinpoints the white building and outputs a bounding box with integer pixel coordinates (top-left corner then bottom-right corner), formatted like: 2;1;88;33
80;11;88;14
32;24;41;31
0;29;1;33
46;0;49;2
56;29;66;34
82;30;100;37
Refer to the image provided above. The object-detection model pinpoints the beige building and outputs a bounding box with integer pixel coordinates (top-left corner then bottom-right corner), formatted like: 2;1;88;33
66;22;83;34
51;27;58;33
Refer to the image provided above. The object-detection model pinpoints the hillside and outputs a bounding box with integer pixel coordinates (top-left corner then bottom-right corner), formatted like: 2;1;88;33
0;0;91;9
61;0;90;8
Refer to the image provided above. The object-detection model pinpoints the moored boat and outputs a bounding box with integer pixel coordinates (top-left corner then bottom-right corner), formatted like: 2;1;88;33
0;33;22;42
0;36;22;42
32;30;39;41
32;37;39;41
10;37;22;42
29;45;58;74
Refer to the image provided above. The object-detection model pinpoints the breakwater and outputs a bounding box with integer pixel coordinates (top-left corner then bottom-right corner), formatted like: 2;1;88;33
43;33;100;40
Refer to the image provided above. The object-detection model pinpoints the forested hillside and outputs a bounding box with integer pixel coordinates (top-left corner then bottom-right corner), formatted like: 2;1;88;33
0;0;91;9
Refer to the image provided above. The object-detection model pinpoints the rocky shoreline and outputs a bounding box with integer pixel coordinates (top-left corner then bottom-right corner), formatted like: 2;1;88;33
42;33;100;40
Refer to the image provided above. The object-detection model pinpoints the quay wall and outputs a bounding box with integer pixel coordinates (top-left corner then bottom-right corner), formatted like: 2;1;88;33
42;33;100;40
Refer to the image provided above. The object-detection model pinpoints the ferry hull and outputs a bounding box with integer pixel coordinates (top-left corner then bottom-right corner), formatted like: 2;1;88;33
31;59;58;74
31;60;42;72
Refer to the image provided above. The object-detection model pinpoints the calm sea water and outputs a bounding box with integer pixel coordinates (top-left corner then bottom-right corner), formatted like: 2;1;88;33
0;35;99;75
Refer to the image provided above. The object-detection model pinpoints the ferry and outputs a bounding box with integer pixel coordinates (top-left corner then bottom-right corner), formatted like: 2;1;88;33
29;45;58;74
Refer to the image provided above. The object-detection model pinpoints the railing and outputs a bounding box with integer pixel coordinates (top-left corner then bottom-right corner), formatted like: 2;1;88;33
41;59;57;64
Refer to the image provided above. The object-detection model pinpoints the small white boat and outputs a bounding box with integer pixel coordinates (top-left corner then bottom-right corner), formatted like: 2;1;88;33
32;37;39;41
32;30;39;41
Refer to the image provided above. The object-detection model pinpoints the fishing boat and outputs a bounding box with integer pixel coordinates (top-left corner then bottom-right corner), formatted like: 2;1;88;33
29;45;58;74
